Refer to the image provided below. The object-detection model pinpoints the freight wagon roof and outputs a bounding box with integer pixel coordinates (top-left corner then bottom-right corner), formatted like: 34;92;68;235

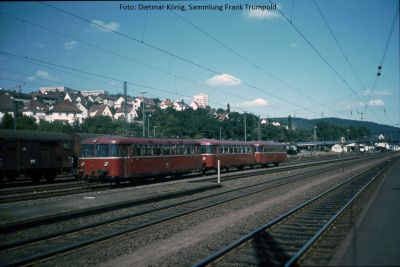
81;136;199;145
0;129;73;141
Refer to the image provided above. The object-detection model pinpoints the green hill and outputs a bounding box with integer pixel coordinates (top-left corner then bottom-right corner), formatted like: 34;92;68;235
272;117;400;139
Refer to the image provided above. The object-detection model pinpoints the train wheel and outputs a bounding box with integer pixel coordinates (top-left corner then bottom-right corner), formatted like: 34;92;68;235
273;162;280;167
44;172;55;182
30;171;42;183
7;171;17;182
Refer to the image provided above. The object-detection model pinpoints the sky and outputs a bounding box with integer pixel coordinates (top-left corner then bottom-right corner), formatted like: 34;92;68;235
0;0;399;127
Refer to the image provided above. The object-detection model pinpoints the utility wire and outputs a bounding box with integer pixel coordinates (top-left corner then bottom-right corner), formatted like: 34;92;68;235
0;10;266;107
0;66;100;92
0;51;254;112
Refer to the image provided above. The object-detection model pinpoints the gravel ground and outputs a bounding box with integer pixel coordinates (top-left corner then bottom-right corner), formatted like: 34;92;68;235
32;156;391;267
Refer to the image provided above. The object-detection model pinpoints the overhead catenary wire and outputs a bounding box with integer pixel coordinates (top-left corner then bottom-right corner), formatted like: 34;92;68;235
38;1;322;117
364;2;399;107
165;4;344;115
313;0;367;92
269;0;365;105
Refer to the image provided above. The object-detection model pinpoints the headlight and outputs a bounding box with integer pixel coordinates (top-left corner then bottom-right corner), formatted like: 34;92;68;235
104;161;109;167
81;161;85;167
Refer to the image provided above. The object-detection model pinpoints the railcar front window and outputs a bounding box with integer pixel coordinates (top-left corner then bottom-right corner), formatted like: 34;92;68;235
81;144;94;157
200;145;213;154
95;144;109;157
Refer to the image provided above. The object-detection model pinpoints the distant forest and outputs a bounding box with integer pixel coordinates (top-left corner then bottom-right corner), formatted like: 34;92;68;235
2;107;397;142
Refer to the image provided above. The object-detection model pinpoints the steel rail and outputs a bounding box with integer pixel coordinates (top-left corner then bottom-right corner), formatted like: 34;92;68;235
0;155;380;267
193;157;395;267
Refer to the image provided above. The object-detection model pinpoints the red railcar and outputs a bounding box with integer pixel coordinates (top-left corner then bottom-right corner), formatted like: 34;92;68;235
78;136;202;182
250;141;287;166
198;139;256;172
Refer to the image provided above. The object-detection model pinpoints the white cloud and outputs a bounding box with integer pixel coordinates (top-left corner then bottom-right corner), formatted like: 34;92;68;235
368;99;385;106
64;40;77;50
205;73;242;86
238;98;269;107
362;90;391;96
35;70;58;81
354;99;385;108
245;4;281;20
91;19;120;32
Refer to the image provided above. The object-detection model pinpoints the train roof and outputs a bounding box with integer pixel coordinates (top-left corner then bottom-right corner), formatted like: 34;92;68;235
0;129;72;141
80;136;199;145
197;139;251;146
248;141;285;146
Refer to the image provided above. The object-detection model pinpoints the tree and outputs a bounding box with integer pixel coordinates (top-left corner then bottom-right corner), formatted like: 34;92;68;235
1;113;14;129
16;115;36;130
288;115;293;130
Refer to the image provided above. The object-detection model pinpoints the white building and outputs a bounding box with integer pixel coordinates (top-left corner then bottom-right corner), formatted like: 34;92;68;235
331;144;348;153
80;90;108;97
39;86;73;94
114;105;138;123
193;93;208;108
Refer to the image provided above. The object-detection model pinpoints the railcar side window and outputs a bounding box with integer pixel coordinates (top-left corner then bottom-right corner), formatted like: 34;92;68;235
110;144;120;157
81;144;94;157
95;144;109;157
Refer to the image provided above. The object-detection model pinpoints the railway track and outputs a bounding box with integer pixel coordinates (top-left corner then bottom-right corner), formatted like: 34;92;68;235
193;158;396;267
0;153;374;203
0;154;390;267
0;182;110;203
0;175;77;188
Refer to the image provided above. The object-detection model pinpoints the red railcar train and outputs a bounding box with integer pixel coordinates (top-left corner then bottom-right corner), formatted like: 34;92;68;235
77;136;287;183
78;136;203;182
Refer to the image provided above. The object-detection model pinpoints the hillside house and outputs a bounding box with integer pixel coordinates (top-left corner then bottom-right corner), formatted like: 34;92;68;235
22;100;48;123
114;105;138;123
47;101;83;124
89;104;113;118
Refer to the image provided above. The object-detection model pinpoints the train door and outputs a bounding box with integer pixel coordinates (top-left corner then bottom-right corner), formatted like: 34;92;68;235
19;141;31;172
122;144;128;178
1;141;18;179
39;142;57;170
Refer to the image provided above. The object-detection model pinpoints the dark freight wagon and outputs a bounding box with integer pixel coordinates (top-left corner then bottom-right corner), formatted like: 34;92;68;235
0;129;73;182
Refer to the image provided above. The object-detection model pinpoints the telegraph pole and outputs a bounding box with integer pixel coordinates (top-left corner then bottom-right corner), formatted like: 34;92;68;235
140;91;147;137
244;112;247;142
123;81;127;136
